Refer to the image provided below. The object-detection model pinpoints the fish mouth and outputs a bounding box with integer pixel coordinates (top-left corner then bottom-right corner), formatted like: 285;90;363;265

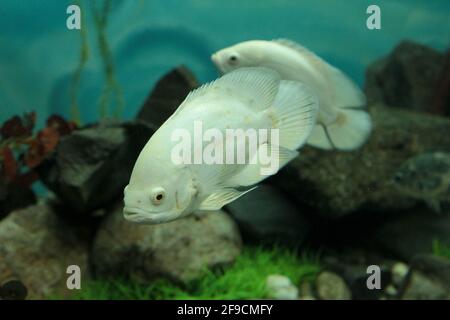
123;206;182;225
123;206;151;216
211;53;219;65
210;54;225;74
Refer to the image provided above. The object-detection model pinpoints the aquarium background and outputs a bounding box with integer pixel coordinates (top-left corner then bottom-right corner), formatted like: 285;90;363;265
0;0;449;300
0;0;449;125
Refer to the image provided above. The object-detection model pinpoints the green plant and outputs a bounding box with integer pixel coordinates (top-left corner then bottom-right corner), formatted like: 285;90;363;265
69;0;124;124
92;0;124;120
432;239;450;260
69;0;89;125
68;246;321;300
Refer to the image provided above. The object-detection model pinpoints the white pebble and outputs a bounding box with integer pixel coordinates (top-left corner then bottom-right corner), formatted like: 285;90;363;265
391;262;410;286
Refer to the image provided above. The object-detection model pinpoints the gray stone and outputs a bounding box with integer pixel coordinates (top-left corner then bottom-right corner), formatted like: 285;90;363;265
299;281;315;300
391;262;410;287
38;121;155;215
0;280;28;300
265;274;299;300
323;257;391;300
365;40;447;115
401;271;449;300
269;105;450;217
385;284;398;297
92;203;242;284
225;184;310;246
392;152;450;213
137;65;199;128
314;271;352;300
0;204;91;299
409;255;450;290
368;208;450;261
400;256;450;300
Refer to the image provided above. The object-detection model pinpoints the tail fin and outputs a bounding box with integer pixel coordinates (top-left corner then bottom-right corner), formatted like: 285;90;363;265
307;65;372;151
271;80;319;150
328;65;367;109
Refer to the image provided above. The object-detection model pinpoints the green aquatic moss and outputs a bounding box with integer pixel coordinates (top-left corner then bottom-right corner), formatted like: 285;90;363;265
68;0;124;123
92;0;124;120
69;0;89;125
432;239;450;260
69;246;321;300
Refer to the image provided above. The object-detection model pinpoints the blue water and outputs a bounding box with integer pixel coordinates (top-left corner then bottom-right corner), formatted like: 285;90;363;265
0;0;449;127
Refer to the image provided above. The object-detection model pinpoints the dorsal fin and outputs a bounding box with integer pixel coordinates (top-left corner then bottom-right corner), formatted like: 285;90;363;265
274;38;366;108
273;38;329;73
169;81;218;118
172;67;281;118
216;67;281;111
273;39;320;60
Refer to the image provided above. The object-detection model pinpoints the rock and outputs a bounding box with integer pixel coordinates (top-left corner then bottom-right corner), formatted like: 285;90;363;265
38;121;155;215
0;280;28;300
409;255;450;290
401;271;449;300
265;274;299;300
368;208;450;261
385;284;398;297
400;255;450;300
299;281;315;300
432;50;450;117
315;271;352;300
92;203;242;284
322;255;391;300
0;204;91;299
391;151;450;213
225;184;310;246
137;66;199;128
365;40;448;115
269;105;450;217
339;266;389;300
0;180;36;220
391;262;410;287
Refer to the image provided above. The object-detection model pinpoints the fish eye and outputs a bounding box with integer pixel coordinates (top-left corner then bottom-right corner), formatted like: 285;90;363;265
150;187;166;205
228;54;238;64
393;173;404;183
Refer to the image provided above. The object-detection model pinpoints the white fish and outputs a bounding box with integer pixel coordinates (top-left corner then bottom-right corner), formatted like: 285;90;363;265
211;39;372;151
123;67;318;224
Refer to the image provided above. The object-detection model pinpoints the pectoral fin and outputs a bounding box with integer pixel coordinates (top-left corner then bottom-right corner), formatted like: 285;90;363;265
198;187;257;210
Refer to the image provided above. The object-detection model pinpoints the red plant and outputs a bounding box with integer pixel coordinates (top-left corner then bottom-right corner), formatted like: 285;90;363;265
0;113;35;140
0;112;77;188
1;147;17;182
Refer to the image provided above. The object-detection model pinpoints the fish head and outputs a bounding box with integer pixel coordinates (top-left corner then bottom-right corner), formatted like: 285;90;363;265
394;152;450;193
392;160;437;196
392;164;416;192
211;41;265;74
123;159;197;224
